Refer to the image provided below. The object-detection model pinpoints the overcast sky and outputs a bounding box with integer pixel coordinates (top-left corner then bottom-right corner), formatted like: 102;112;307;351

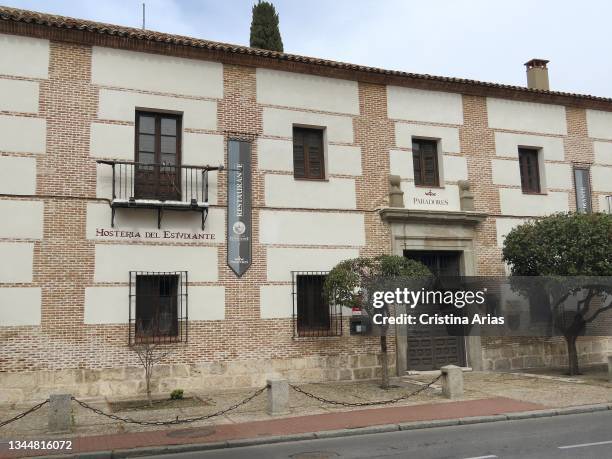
4;0;611;97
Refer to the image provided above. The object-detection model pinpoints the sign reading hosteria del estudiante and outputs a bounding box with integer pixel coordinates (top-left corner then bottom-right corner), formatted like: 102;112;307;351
227;140;252;276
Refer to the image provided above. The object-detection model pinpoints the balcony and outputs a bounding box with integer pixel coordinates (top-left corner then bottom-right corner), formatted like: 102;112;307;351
96;160;223;229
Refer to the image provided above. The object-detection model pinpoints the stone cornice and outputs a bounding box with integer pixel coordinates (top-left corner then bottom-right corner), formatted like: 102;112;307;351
379;208;488;225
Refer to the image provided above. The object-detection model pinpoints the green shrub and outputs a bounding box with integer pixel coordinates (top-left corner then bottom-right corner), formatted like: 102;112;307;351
170;389;184;400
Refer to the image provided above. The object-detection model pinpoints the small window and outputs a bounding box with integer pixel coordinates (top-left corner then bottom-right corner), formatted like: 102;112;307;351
292;272;342;337
135;111;182;201
518;148;541;193
129;271;187;344
412;139;439;187
573;167;592;213
293;127;325;180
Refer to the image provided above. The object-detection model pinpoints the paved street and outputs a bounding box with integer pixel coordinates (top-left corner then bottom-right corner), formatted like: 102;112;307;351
142;410;612;459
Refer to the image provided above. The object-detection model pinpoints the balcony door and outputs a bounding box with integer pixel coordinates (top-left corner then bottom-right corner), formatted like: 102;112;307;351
135;112;182;201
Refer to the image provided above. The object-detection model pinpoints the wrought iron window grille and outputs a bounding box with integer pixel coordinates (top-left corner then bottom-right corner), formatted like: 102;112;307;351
291;271;342;338
129;271;188;345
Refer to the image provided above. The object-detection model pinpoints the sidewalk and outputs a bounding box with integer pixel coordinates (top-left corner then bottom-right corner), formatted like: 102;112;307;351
0;370;609;458
0;396;545;458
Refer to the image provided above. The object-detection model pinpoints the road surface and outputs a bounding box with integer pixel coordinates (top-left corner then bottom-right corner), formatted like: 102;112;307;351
141;410;612;458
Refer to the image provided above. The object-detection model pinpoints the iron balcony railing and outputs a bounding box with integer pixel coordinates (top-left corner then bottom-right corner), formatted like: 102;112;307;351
97;160;223;204
96;160;223;229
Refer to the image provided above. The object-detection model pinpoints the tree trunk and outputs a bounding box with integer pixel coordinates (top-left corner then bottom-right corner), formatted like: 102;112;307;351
565;335;580;376
145;366;153;406
380;335;389;389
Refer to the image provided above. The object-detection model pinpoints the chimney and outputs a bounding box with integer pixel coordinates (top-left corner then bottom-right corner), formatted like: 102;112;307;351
524;58;550;90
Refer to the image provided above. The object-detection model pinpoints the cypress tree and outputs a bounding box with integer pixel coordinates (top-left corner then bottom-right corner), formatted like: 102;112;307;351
249;1;284;52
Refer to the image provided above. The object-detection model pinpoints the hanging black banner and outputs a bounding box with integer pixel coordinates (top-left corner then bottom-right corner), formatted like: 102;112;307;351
227;139;252;276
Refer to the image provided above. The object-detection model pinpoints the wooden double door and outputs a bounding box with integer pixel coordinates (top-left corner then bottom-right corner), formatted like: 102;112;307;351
403;250;466;371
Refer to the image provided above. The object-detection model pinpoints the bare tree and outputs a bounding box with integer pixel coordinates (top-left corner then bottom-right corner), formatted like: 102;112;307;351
130;320;173;406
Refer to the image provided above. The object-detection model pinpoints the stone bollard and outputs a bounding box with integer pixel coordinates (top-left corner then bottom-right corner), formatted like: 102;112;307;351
608;355;612;383
440;365;463;399
267;378;289;416
48;394;72;433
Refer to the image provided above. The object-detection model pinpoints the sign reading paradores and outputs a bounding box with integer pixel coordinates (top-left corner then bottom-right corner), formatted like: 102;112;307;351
227;139;252;276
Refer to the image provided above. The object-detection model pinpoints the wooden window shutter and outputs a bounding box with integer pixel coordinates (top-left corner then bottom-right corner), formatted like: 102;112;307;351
293;129;306;178
293;127;325;179
518;148;540;193
412;139;439;187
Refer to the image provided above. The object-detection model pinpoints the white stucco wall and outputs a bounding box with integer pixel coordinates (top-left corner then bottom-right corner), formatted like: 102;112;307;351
189;286;225;321
267;247;360;282
182;133;224;166
499;188;569;216
84;287;129;324
0;79;39;113
389;150;414;179
90;123;133;160
260;285;292;319
494;132;564;161
0;200;44;239
544;163;572;190
0;243;33;283
594;141;612;165
256;68;359;115
0;115;46;154
586;109;612;140
442;156;468;182
0;287;41;326
257;138;293;171
387;86;463;125
487;98;567;135
262;108;353;143
0;35;49;79
91;47;223;98
259;210;365;246
93;245;218;282
97;89;218;130
492;159;521;186
265;175;356;209
395;123;460;153
591;165;612;192
0;156;37;195
327;145;362;175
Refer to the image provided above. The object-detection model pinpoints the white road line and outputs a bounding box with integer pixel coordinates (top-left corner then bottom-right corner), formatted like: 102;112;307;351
558;440;612;449
462;455;497;459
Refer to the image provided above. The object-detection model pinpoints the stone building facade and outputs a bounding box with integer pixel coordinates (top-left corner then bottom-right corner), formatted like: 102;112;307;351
0;7;611;402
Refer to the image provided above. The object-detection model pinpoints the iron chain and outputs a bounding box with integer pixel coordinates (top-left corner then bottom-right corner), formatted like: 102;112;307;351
71;386;266;426
290;375;442;407
0;399;49;428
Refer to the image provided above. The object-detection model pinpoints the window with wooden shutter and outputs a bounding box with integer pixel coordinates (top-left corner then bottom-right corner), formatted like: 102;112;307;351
518;148;541;193
292;127;325;180
412;139;440;187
